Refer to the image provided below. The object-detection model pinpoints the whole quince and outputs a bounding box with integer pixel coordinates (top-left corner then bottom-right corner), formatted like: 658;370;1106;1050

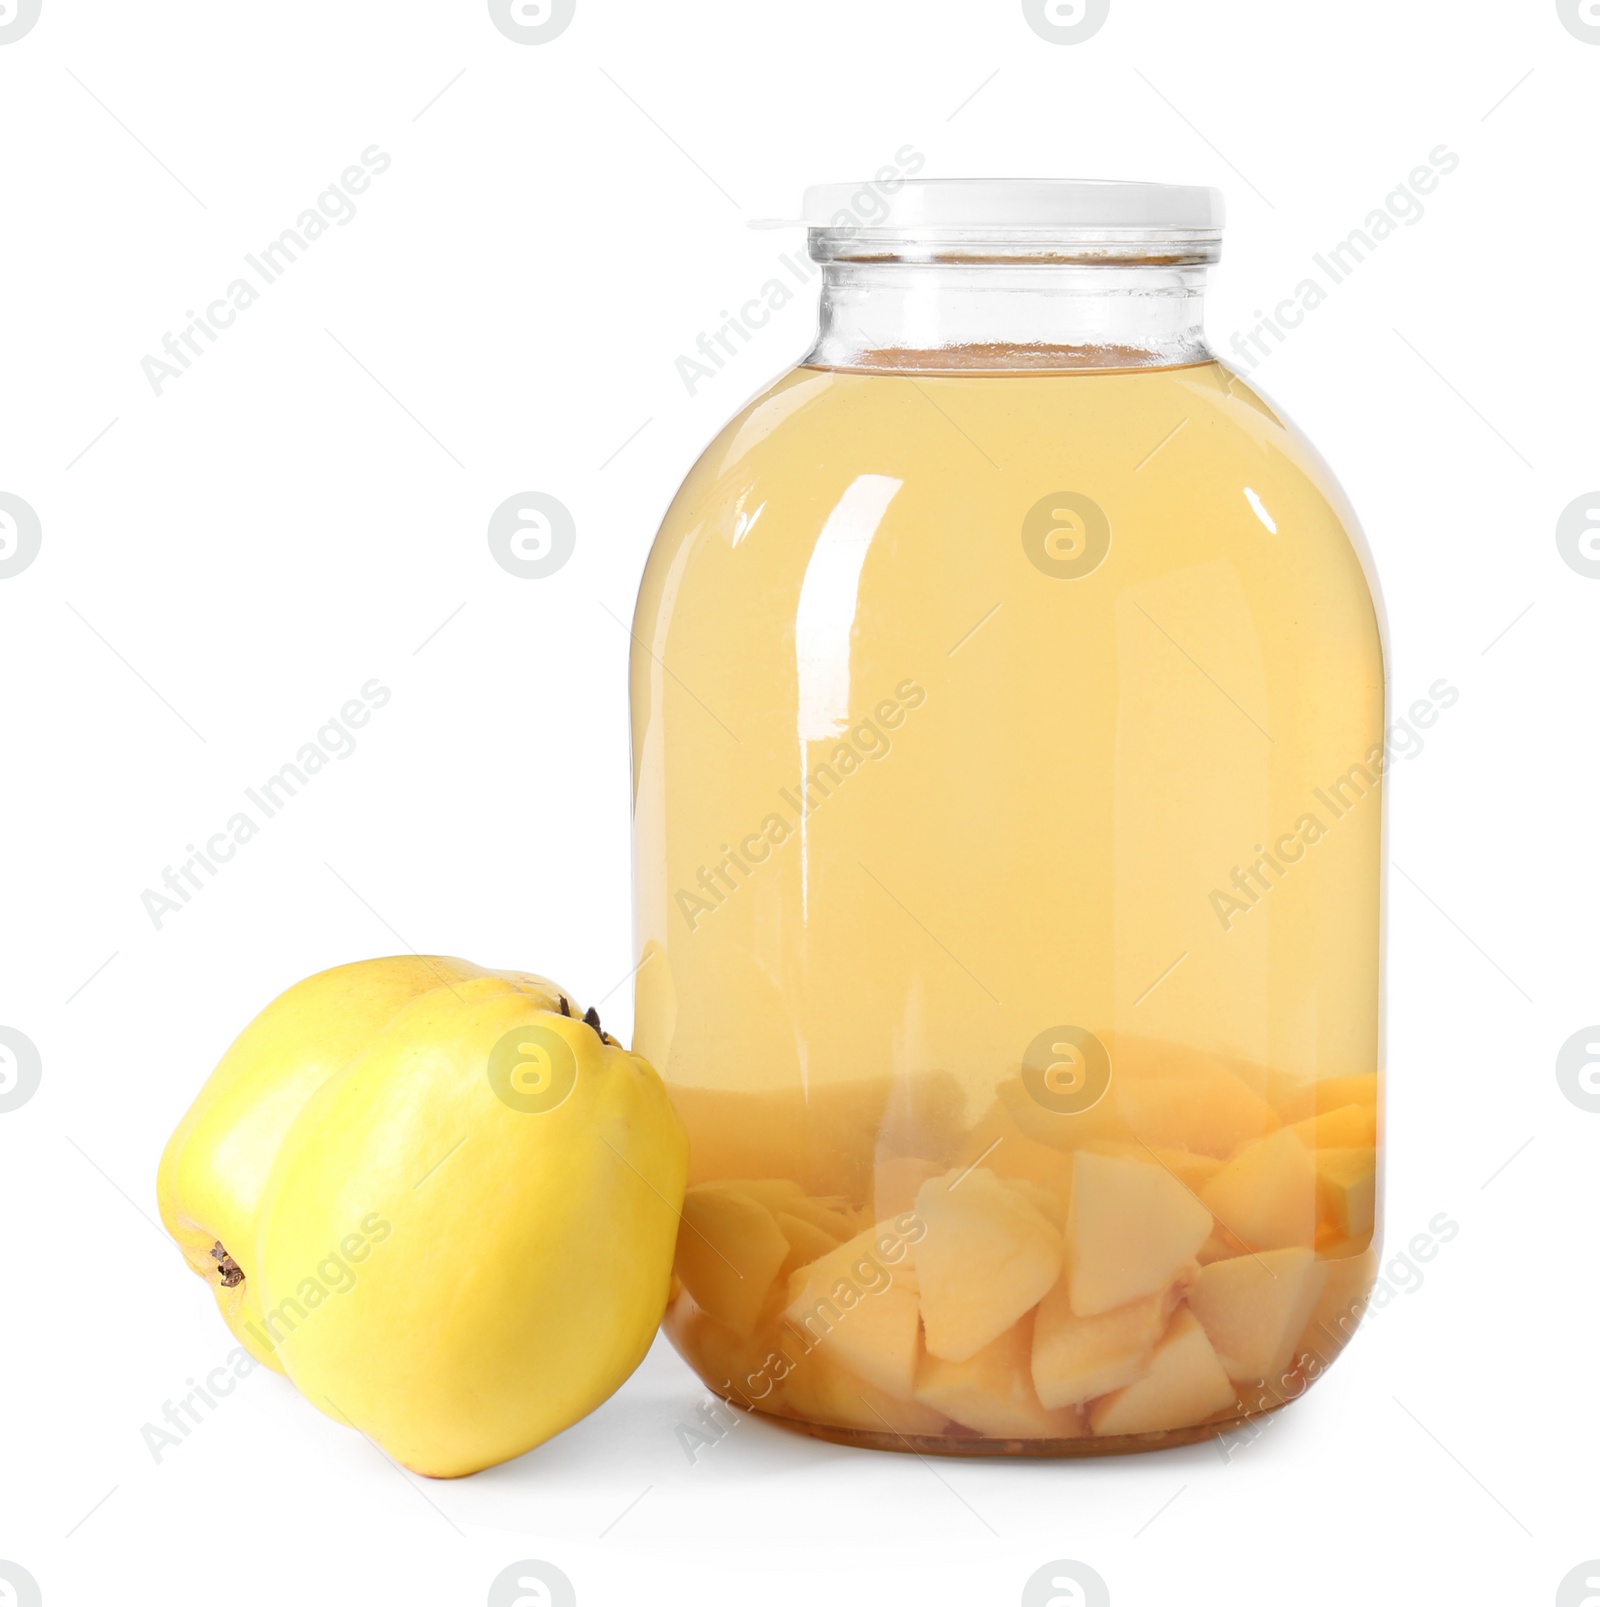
157;955;688;1477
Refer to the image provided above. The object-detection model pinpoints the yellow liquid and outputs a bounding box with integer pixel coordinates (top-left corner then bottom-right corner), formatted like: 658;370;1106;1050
632;359;1384;1451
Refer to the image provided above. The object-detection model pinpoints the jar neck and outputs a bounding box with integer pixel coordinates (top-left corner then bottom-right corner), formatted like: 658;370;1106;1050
803;260;1214;374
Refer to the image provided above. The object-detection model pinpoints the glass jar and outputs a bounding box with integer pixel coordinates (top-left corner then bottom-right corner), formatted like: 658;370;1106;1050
631;180;1383;1454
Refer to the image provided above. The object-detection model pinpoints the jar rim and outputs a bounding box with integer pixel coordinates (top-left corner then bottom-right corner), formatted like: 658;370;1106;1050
806;233;1222;267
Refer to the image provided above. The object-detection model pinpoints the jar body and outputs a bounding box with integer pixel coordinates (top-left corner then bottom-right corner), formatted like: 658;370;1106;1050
631;355;1383;1452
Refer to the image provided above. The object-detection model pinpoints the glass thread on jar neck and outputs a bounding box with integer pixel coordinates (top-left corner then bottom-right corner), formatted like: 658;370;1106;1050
802;227;1219;376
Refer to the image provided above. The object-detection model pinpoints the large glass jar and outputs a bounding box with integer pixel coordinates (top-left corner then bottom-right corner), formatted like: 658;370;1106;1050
631;180;1383;1454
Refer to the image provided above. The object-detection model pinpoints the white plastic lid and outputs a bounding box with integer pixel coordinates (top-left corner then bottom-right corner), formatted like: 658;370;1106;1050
801;178;1224;233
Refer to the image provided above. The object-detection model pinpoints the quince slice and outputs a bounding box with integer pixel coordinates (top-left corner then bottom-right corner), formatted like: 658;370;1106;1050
1088;1309;1237;1436
1065;1151;1212;1316
783;1223;922;1398
1314;1148;1377;1241
912;1170;1062;1363
917;1316;1088;1439
676;1183;790;1338
1031;1280;1168;1408
1188;1248;1327;1382
1200;1128;1317;1251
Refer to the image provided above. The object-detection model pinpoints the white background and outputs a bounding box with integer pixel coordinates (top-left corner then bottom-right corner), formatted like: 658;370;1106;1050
2;1;1597;1603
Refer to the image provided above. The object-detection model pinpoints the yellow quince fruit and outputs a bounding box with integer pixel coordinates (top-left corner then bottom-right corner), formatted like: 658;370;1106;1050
157;955;688;1477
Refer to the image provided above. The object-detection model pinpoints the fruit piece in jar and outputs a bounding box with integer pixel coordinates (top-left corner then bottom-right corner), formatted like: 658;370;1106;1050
912;1169;1062;1362
1265;1070;1379;1124
1264;1070;1316;1123
775;1210;841;1271
1031;1279;1169;1408
780;1349;949;1437
783;1223;922;1398
676;1183;791;1338
1299;1247;1379;1362
1144;1147;1225;1192
671;1304;771;1411
1065;1151;1212;1316
1314;1148;1377;1241
1197;1231;1242;1265
1200;1128;1317;1251
1313;1073;1379;1113
1115;1071;1277;1157
1091;1143;1224;1193
1188;1248;1327;1382
916;1315;1088;1438
1088;1308;1237;1436
733;1178;856;1240
1289;1103;1378;1148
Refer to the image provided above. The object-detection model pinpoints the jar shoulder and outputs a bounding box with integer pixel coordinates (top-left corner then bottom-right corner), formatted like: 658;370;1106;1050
635;361;1380;648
